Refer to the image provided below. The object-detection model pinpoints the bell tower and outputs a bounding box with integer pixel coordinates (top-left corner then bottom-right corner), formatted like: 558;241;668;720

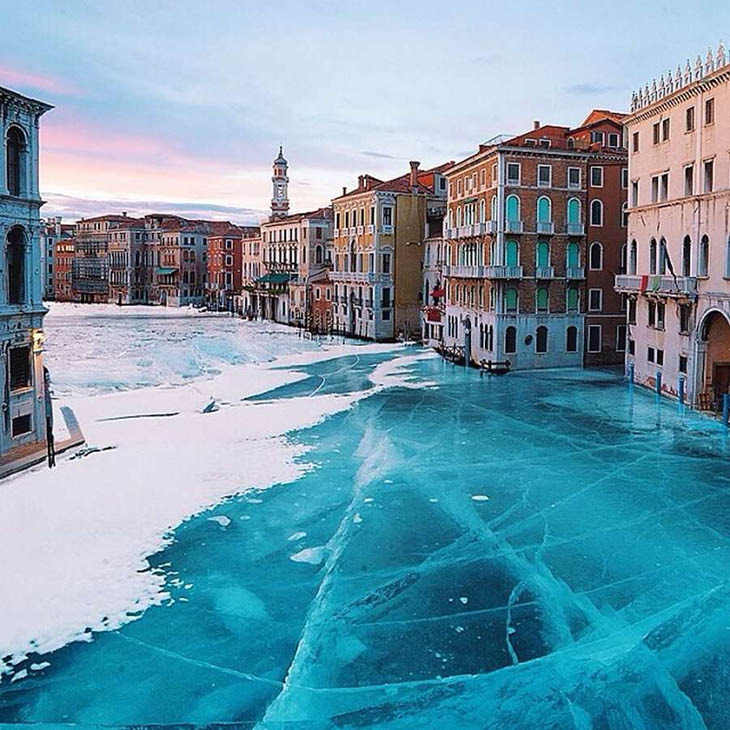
270;146;290;219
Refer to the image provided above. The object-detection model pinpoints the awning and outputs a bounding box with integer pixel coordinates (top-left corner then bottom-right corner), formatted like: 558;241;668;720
432;288;445;298
156;267;178;276
256;273;293;285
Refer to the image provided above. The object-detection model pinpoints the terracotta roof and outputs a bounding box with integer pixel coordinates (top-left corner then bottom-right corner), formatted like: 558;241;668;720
578;109;628;128
78;214;137;223
334;164;452;201
264;206;332;225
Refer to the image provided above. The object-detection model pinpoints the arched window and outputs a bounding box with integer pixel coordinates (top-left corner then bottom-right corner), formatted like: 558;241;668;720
536;287;549;312
566;242;580;268
536;325;548;353
479;199;486;223
699;235;709;276
630;239;637;275
590;199;603;226
658;237;667;274
620;243;627;274
487;324;493;351
567;198;581;225
490;195;497;221
649;238;657;274
682;236;691;277
536;196;551;223
505;195;520;222
621;202;629;228
315;245;323;264
135;251;141;267
505;325;517;354
456;206;462;227
536;241;550;268
589;242;603;270
504;287;518;312
505;240;519;267
566;326;578;352
566;287;579;312
6;126;25;197
7;227;25;305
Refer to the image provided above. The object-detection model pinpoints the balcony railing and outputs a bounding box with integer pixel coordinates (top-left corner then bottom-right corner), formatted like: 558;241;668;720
535;266;554;279
444;265;484;278
566;223;585;236
505;220;524;234
615;274;698;297
566;266;585;279
484;265;523;279
485;220;498;234
536;222;555;235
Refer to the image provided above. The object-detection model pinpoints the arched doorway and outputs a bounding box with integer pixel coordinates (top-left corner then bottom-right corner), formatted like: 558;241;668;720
699;309;730;409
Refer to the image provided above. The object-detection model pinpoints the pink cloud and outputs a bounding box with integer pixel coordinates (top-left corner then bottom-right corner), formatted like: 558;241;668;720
0;62;82;97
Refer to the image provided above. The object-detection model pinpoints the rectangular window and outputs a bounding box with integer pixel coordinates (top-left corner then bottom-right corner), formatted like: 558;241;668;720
657;302;665;330
657;348;664;366
9;346;30;390
661;118;670;141
628;298;637;324
590;131;605;145
382;207;393;226
648;300;656;327
588;288;602;311
648;346;655;363
686;106;695;132
632;131;639;153
679;355;688;374
704;159;714;192
588;325;602;353
616;324;626;352
590;166;604;187
705;97;715;125
11;414;32;437
537;165;551;187
631;180;639;207
679;304;690;333
653;122;660;145
660;173;669;202
608;133;620;148
684;165;694;196
506;163;520;185
651;176;659;203
382;253;391;274
381;286;391;307
628;339;635;355
621;168;628;189
567;167;581;189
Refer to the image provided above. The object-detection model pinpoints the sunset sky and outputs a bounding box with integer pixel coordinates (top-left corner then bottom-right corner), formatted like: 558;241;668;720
1;0;724;223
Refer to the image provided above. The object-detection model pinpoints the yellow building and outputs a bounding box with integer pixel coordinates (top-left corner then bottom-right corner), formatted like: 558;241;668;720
331;162;452;340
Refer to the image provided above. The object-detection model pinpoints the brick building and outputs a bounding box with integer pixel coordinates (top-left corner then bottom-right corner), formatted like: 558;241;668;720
54;236;75;301
331;161;452;341
442;110;626;369
40;217;74;300
108;216;145;304
206;223;259;311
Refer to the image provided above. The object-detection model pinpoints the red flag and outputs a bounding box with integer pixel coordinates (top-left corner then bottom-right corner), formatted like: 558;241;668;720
640;275;648;293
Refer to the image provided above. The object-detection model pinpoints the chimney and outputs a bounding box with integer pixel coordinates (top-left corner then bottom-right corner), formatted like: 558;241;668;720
409;160;420;189
358;174;365;188
122;211;127;217
342;186;347;196
533;120;540;130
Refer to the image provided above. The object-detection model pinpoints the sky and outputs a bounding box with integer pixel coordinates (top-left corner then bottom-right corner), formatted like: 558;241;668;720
1;0;727;224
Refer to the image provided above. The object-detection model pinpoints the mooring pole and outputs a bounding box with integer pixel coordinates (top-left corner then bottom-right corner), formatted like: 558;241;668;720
678;377;685;407
723;393;729;428
656;370;662;399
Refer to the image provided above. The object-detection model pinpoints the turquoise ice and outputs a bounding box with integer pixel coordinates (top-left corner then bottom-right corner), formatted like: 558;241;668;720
2;352;730;728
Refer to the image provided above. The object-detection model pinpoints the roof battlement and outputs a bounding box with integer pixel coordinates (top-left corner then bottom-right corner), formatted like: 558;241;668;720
631;41;729;112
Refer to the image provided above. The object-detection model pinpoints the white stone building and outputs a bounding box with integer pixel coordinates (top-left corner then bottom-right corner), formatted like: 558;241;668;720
0;86;52;465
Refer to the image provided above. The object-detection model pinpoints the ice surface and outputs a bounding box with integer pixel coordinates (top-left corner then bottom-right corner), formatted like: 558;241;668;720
2;310;730;728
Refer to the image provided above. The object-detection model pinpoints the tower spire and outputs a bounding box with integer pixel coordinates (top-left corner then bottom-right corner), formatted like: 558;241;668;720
271;145;289;219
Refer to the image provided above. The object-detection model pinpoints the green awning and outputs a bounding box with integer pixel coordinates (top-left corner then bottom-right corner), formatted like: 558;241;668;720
256;273;293;284
156;267;178;275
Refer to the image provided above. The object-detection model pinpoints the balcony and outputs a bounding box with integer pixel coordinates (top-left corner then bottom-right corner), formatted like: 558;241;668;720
535;266;555;279
566;266;585;279
367;225;375;234
536;222;555;235
380;224;394;235
357;226;364;234
485;220;498;234
444;265;485;278
566;223;585;236
505;220;524;234
484;265;523;279
615;274;698;297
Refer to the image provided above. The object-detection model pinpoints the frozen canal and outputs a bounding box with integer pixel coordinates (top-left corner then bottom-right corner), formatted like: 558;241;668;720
1;306;730;728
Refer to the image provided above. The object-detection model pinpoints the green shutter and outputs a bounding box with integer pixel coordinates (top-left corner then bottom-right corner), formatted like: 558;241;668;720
567;242;579;268
537;241;549;267
567;199;580;224
505;240;519;267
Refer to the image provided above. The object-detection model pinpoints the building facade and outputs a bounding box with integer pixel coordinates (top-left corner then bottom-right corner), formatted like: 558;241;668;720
442;111;626;369
617;44;730;408
54;236;75;301
206;224;259;311
0;86;52;465
331;162;451;341
40;216;73;300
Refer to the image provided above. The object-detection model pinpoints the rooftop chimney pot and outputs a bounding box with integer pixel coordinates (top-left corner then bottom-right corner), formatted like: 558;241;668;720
533;120;540;130
358;174;365;188
409;160;420;189
342;186;347;196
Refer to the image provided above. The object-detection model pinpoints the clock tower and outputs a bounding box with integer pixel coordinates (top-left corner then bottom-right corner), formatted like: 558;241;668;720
270;145;290;219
